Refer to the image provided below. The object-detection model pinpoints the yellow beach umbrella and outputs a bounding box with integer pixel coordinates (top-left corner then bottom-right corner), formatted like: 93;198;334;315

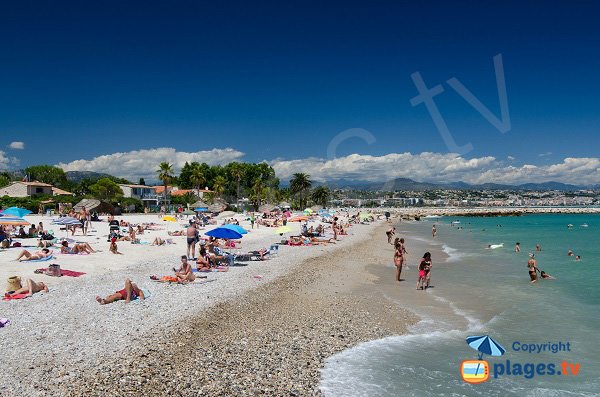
162;216;177;222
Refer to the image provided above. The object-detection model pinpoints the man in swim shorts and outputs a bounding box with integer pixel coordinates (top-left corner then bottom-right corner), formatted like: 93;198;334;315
186;222;198;260
96;278;145;304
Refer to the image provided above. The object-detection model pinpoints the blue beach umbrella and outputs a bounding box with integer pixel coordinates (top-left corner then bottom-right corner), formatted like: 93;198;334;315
221;224;248;235
195;207;209;212
1;207;32;217
205;227;243;240
466;335;506;358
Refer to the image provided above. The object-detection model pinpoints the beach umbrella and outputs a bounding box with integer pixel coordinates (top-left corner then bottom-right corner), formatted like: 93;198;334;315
195;207;209;212
303;208;313;215
51;216;82;238
52;216;82;226
0;216;30;226
182;209;196;216
162;216;177;222
205;227;243;240
466;335;506;358
1;207;32;218
222;224;248;235
275;225;292;235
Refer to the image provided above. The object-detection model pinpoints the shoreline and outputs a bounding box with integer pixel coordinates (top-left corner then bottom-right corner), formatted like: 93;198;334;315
23;222;419;396
382;206;600;219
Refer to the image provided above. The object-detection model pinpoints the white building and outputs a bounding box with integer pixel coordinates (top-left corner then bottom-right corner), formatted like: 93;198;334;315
0;181;56;197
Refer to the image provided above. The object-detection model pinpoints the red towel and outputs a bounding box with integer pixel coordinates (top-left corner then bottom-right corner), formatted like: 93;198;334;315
35;268;86;277
3;293;29;301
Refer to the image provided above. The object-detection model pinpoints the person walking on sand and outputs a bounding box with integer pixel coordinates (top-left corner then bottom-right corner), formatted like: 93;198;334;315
527;253;539;283
394;237;407;282
386;227;396;244
96;278;145;304
416;252;432;290
432;225;437;238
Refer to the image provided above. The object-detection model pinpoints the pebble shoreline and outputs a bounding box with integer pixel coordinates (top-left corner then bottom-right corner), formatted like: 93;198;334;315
1;221;416;396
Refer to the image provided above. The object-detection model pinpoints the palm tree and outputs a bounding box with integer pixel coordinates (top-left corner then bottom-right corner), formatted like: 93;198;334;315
157;162;174;208
249;178;265;209
212;175;226;198
190;164;205;198
311;186;330;207
229;162;245;205
289;173;312;209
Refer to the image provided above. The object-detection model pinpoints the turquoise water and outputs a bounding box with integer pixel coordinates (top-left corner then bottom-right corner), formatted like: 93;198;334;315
321;214;600;396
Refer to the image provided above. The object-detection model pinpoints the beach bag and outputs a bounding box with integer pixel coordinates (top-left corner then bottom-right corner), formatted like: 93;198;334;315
6;276;22;292
47;264;61;277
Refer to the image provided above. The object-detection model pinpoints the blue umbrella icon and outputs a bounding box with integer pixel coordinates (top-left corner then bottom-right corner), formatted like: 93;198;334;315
466;335;506;377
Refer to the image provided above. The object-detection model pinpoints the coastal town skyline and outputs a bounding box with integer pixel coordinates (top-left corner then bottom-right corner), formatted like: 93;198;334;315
2;1;599;185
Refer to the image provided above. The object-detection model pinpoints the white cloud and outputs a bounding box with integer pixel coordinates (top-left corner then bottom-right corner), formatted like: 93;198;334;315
54;147;600;186
270;153;600;186
8;141;25;150
0;150;19;169
57;147;245;181
538;151;553;157
507;156;516;161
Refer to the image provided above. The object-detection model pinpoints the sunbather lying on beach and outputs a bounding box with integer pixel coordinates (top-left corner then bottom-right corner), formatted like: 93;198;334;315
152;237;166;246
96;278;145;304
168;230;186;236
310;237;336;245
173;256;196;283
5;278;48;297
61;240;96;254
15;248;52;261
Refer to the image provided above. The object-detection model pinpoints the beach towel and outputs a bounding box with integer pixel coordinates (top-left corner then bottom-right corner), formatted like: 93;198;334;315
23;255;54;263
0;318;9;327
34;268;87;277
130;288;150;303
2;293;29;301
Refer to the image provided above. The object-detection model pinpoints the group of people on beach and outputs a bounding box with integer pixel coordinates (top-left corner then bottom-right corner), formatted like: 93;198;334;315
387;227;433;290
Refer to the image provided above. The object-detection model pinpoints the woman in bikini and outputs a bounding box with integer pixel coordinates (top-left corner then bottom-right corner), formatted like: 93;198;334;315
527;253;539;283
393;238;406;282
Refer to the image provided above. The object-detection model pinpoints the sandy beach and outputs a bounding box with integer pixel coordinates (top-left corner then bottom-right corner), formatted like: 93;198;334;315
0;213;422;396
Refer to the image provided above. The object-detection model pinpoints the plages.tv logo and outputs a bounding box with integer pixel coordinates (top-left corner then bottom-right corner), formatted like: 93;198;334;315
461;335;581;383
460;335;505;384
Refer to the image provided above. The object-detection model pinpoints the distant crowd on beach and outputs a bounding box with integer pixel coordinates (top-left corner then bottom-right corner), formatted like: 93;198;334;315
4;208;378;303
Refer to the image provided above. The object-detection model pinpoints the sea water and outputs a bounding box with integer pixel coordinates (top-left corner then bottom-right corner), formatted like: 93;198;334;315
321;214;600;396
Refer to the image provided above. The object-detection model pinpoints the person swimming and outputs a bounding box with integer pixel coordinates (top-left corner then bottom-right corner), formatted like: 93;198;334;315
540;271;556;280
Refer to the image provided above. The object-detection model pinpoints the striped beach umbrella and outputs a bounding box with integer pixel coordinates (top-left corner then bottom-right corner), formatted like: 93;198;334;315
52;216;83;226
0;216;30;226
466;335;506;358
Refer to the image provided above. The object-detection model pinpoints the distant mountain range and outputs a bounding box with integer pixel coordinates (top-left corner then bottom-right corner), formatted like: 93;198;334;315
65;171;113;182
326;177;589;192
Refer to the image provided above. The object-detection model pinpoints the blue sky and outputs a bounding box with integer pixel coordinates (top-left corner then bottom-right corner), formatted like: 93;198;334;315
1;1;599;184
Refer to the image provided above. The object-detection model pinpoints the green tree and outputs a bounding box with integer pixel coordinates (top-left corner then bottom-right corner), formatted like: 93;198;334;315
157;162;174;205
190;164;206;197
138;178;146;186
249;178;265;209
89;178;124;201
290;173;312;209
228;162;245;205
24;165;69;188
0;174;9;188
212;175;226;198
311;186;331;207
